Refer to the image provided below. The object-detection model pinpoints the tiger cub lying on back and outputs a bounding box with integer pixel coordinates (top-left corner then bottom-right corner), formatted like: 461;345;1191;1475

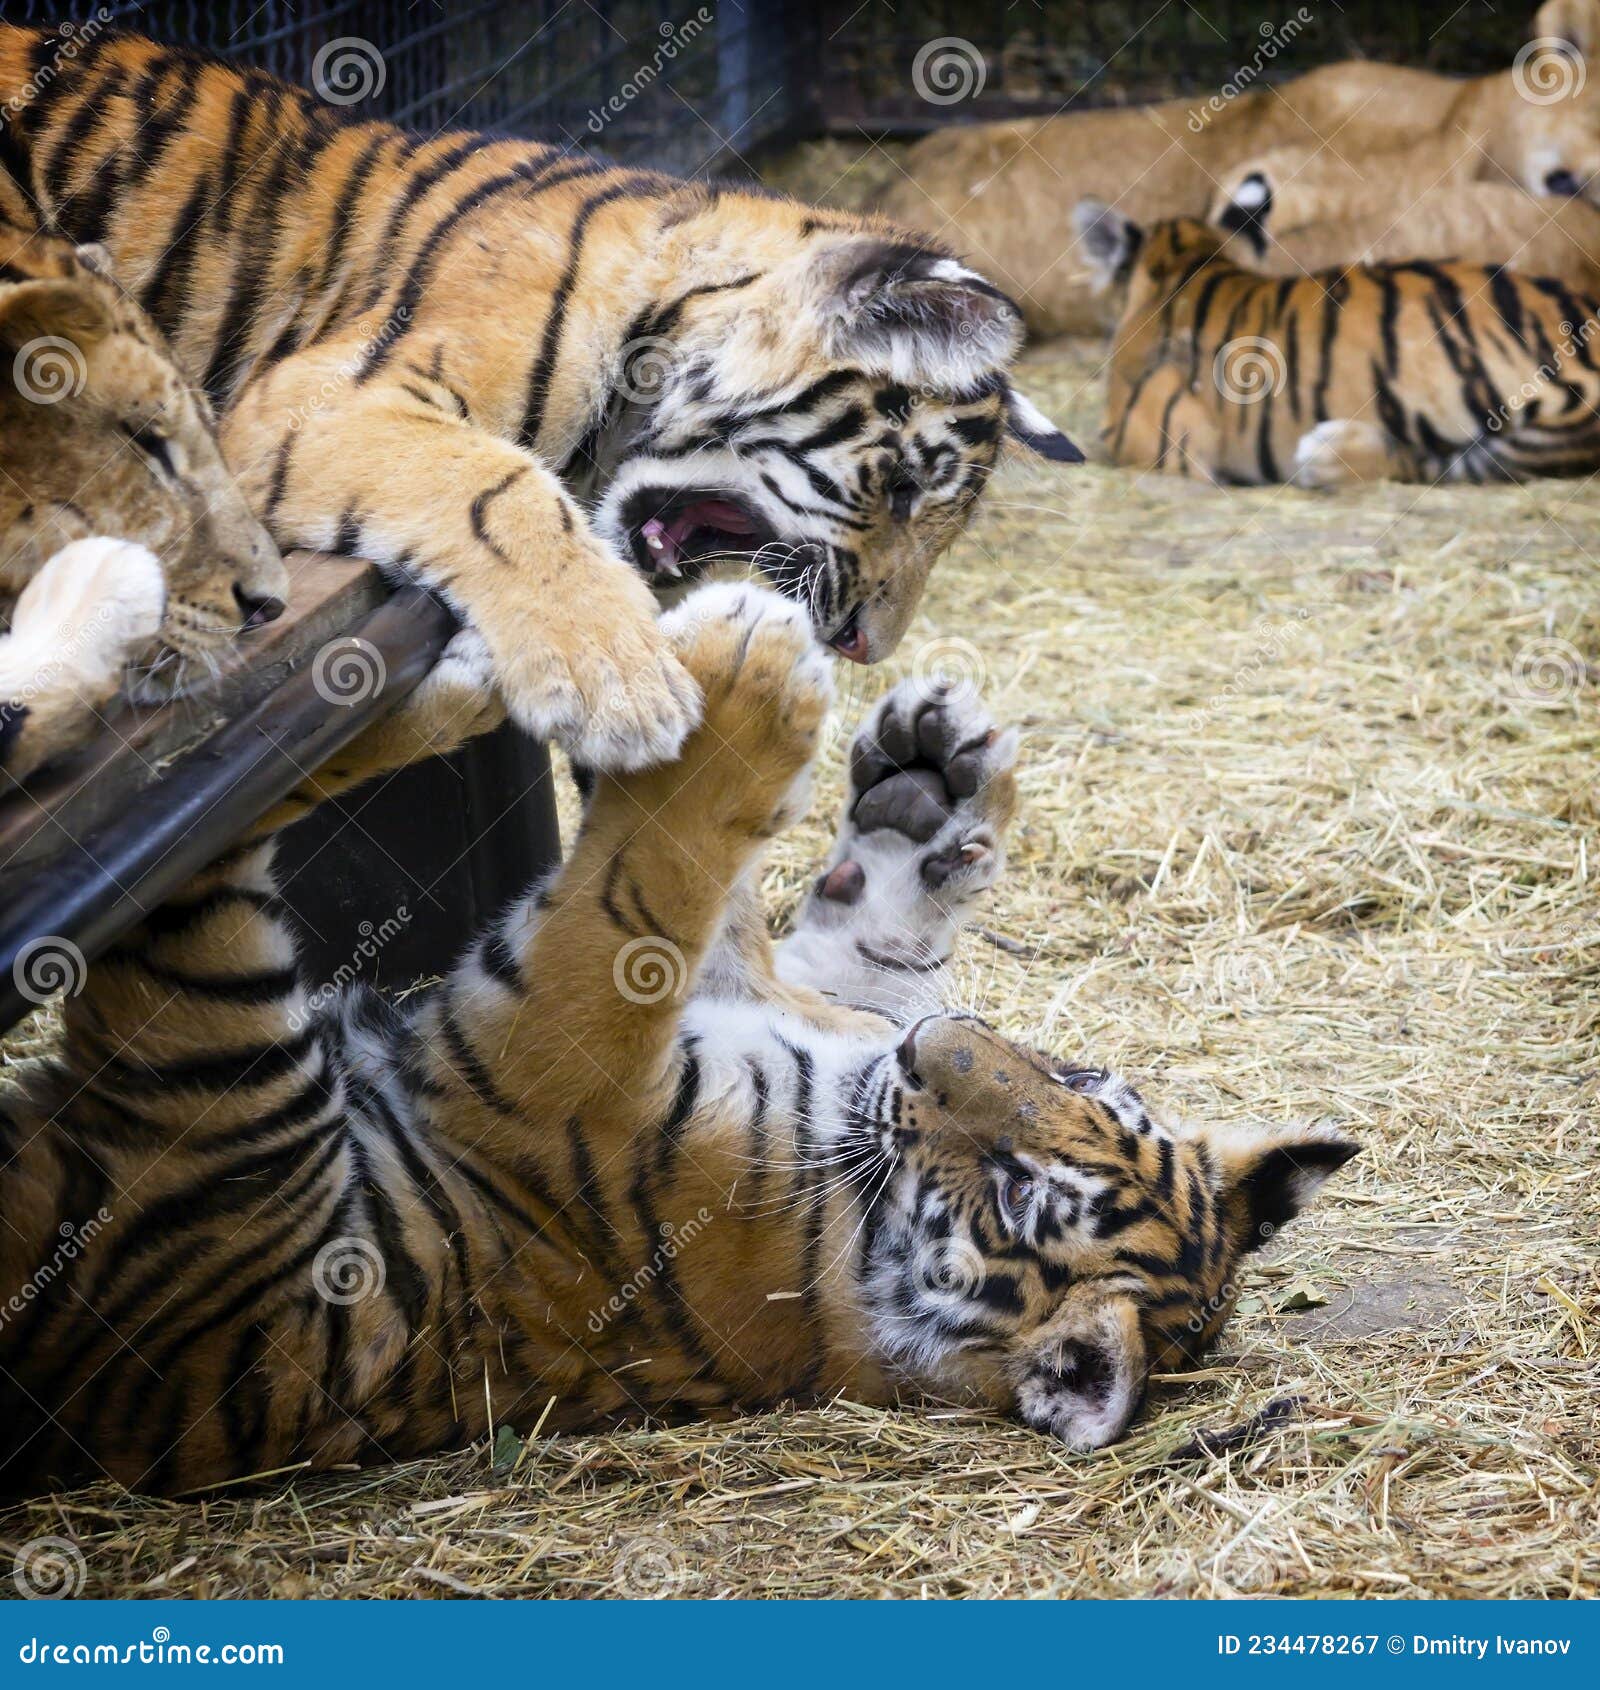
0;220;285;781
1077;200;1600;486
0;582;1357;1496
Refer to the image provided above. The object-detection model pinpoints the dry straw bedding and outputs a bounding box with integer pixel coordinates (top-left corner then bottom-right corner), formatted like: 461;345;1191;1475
3;336;1599;1599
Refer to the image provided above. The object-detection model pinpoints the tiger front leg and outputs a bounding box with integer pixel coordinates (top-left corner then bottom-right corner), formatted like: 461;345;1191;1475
226;365;701;773
1290;419;1410;488
451;583;832;1140
778;676;1018;1019
1107;363;1221;480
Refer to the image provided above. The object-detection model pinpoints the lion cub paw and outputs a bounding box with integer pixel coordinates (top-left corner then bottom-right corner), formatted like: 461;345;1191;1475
12;537;166;689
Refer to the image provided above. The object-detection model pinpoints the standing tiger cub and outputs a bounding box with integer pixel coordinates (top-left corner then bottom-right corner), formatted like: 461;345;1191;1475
0;24;1079;774
0;582;1356;1496
1;218;285;781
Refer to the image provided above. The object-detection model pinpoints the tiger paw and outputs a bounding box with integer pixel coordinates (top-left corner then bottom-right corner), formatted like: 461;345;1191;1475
335;628;506;782
409;627;505;749
844;676;1019;906
659;582;833;827
489;572;702;774
778;677;1018;1008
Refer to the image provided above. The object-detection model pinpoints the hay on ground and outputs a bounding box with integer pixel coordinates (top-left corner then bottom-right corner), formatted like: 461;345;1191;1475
2;334;1598;1599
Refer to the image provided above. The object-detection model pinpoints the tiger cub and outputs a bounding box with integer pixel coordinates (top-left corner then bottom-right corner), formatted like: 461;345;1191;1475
0;582;1356;1496
1076;200;1600;486
1;220;285;781
0;23;1079;778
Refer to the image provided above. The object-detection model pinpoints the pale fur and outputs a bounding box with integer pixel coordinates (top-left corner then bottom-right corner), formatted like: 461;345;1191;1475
879;1;1600;335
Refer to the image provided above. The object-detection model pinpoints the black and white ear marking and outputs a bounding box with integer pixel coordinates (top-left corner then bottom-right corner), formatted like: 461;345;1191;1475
828;242;1025;386
1013;1293;1146;1450
1219;1127;1360;1253
1072;197;1144;294
1002;382;1084;463
1217;171;1272;257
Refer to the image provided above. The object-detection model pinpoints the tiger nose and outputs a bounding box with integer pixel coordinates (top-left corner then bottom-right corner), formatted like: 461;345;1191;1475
234;584;286;628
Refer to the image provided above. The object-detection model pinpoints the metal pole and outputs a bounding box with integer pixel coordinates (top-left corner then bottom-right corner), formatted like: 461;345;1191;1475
0;587;456;1037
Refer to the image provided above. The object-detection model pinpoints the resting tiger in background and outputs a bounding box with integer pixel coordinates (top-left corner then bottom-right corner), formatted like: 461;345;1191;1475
879;0;1600;337
0;23;1079;779
1076;201;1600;487
0;580;1357;1495
0;217;285;782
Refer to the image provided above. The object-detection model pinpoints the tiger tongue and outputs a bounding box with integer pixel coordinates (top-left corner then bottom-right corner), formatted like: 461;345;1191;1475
676;498;757;535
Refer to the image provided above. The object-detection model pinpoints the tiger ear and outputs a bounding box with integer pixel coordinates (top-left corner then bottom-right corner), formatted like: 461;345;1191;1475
1072;198;1144;294
1001;382;1083;463
0;276;114;353
1533;0;1600;57
1207;1122;1360;1255
826;241;1024;386
1010;1289;1146;1449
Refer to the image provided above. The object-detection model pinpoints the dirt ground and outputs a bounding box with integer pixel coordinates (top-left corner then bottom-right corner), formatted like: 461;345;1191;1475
2;327;1596;1598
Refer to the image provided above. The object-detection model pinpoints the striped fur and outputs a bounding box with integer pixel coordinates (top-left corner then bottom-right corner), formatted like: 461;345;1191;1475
0;218;284;779
0;24;1077;775
1082;208;1600;486
0;582;1355;1496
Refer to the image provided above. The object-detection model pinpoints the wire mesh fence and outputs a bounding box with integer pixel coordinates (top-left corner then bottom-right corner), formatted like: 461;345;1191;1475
0;1;808;175
0;2;1538;169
